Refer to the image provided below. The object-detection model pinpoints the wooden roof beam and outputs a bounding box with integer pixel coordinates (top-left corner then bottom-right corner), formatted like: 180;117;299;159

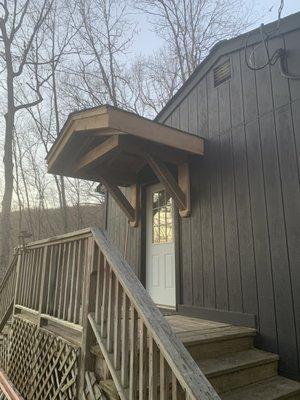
145;153;191;217
100;176;140;226
74;135;121;172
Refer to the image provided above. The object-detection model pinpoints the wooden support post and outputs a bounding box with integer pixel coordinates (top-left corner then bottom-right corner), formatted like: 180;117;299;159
145;153;191;217
178;162;191;217
129;183;140;227
78;236;97;397
101;176;140;227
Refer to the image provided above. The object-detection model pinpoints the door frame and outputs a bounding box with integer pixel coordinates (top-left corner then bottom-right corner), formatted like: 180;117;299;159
140;182;181;310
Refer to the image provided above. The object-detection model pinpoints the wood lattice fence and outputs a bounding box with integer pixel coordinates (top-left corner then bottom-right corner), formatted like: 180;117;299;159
3;317;79;399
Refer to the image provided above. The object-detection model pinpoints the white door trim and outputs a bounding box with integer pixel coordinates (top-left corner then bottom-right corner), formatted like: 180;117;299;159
146;183;176;309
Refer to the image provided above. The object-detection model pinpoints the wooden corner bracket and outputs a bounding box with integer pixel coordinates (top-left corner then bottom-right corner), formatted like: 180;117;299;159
145;153;191;218
101;176;140;227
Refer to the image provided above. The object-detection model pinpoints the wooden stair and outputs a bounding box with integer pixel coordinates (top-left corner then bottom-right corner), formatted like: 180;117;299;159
95;314;300;399
169;315;300;399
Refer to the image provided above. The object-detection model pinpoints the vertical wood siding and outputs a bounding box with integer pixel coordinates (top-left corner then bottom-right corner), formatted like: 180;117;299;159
106;28;300;378
161;30;300;378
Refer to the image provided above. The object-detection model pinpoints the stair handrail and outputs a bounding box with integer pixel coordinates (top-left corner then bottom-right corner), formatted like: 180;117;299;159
0;252;18;331
88;228;220;400
0;251;18;294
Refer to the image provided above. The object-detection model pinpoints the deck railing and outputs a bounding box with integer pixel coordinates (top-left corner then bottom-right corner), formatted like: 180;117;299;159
14;229;92;329
0;227;220;400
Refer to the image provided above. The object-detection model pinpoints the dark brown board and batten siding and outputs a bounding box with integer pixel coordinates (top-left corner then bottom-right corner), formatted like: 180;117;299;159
106;13;300;379
159;25;300;379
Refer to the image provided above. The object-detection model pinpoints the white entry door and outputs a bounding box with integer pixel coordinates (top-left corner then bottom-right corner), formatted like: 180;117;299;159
146;183;176;308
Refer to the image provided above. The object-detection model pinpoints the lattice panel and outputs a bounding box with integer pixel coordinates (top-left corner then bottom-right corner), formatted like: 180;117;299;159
6;317;79;399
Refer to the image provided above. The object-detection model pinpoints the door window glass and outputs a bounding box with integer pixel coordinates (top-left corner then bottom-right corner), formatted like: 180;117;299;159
152;189;173;244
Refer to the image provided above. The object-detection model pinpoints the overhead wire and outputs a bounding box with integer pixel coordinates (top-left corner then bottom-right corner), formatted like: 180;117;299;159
244;0;300;79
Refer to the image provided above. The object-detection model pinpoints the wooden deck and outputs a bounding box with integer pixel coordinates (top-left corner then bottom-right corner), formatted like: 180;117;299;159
166;315;256;347
166;315;254;339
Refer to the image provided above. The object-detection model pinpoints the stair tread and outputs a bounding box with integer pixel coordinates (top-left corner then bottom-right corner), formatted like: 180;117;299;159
178;325;256;345
221;376;300;400
198;349;279;377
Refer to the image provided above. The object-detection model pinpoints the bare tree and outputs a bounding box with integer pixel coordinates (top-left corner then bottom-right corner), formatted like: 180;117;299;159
137;0;253;81
0;0;80;271
0;0;57;271
61;0;136;109
133;0;254;110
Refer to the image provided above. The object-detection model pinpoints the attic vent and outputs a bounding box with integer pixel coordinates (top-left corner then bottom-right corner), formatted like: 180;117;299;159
214;59;231;87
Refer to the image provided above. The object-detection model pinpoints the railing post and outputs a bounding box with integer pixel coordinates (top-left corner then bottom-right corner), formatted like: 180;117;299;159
13;249;22;311
78;236;97;397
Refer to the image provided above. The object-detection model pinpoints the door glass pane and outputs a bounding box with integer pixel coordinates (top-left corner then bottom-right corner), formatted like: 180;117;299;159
152;189;173;244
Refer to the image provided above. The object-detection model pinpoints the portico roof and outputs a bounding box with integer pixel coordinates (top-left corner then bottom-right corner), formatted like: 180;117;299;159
46;105;204;186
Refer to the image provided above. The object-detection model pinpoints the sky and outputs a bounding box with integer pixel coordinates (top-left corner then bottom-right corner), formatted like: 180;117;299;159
132;0;300;56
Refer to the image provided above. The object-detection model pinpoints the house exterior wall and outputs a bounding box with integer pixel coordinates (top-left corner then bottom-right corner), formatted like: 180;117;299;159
106;16;300;379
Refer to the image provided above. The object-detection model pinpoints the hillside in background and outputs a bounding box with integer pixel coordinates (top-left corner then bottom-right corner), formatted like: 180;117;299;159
4;202;105;254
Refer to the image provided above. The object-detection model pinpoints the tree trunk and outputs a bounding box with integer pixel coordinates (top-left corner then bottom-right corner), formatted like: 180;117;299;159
0;47;15;275
0;109;15;275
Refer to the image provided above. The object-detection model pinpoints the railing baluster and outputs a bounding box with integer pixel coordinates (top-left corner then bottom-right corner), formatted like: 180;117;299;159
30;249;36;308
129;307;138;400
121;292;129;387
95;250;103;325
113;280;122;370
35;248;43;310
149;336;158;400
58;243;67;319
45;246;54;315
29;249;35;309
53;243;62;318
23;251;29;307
139;321;148;400
73;240;82;324
68;241;78;322
38;244;50;321
160;353;169;400
63;242;72;320
100;259;109;338
50;245;59;315
107;268;115;352
23;251;32;307
172;373;177;400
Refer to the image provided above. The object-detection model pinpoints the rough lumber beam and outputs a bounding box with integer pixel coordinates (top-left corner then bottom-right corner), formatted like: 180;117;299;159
75;135;121;172
178;162;191;217
100;177;137;224
129;183;140;227
119;136;187;165
145;153;191;217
